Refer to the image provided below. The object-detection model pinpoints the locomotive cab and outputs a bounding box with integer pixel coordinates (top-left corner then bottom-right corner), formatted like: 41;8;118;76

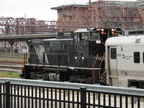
72;28;121;83
74;28;119;56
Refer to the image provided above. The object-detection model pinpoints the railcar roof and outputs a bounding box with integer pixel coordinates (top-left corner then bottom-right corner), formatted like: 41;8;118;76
106;35;144;46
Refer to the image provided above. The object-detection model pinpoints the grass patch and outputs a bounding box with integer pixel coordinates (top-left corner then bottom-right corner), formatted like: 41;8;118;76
0;72;21;78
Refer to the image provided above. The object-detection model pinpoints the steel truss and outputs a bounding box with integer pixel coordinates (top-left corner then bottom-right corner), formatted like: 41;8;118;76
0;1;144;35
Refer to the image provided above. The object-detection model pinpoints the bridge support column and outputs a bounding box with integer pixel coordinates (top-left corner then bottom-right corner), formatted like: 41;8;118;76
10;46;14;58
8;40;15;58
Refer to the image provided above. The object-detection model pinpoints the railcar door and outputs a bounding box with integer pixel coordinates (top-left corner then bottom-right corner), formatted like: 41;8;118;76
108;46;118;86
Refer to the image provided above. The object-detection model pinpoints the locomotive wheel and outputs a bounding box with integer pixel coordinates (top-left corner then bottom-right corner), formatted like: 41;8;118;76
30;72;37;79
43;73;49;80
48;73;61;81
69;76;78;82
86;78;92;84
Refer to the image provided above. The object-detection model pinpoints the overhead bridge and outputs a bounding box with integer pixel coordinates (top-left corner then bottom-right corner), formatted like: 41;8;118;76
0;33;56;45
0;33;57;58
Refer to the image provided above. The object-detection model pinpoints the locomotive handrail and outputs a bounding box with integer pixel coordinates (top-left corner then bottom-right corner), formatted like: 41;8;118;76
27;52;68;55
98;43;106;81
98;54;105;79
92;54;99;78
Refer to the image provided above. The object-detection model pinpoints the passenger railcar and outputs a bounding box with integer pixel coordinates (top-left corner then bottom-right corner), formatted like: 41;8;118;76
105;36;144;88
21;28;121;84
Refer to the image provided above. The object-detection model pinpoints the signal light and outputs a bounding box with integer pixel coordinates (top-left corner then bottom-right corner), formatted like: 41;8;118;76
111;29;115;35
100;28;105;34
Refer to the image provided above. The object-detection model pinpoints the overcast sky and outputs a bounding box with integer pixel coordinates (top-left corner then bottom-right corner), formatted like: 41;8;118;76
0;0;136;21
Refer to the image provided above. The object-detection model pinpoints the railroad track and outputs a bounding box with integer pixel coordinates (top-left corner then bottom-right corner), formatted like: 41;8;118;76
0;64;21;73
0;58;22;73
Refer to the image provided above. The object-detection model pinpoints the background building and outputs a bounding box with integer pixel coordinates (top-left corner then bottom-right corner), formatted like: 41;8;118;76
52;1;144;32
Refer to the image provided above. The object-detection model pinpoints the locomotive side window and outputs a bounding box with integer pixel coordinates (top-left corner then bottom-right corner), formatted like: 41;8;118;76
111;48;116;59
134;52;140;63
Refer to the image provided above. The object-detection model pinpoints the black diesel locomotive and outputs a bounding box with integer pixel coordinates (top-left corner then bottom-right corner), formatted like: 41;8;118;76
21;28;122;84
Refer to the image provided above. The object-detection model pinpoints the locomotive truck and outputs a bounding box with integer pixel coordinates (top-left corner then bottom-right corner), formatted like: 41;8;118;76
21;28;122;84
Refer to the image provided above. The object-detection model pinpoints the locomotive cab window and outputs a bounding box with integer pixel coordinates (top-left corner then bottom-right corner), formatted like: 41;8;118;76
134;52;140;63
90;32;100;40
74;33;88;43
111;48;117;59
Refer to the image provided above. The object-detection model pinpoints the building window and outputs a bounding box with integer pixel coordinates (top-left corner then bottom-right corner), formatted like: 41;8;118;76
111;48;116;59
134;52;140;63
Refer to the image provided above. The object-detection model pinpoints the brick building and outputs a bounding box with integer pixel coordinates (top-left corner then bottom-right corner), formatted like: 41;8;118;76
52;1;144;32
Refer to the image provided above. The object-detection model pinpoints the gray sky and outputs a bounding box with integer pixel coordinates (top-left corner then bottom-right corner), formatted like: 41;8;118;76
0;0;136;20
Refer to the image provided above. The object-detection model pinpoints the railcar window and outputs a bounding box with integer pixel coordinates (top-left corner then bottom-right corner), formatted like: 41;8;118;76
134;52;140;63
137;31;144;35
111;48;116;59
129;31;144;35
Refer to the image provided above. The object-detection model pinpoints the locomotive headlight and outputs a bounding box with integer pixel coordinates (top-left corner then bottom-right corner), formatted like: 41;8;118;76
75;57;77;59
